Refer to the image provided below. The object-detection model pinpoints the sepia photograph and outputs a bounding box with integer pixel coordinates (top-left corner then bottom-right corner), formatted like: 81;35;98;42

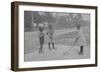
24;11;90;62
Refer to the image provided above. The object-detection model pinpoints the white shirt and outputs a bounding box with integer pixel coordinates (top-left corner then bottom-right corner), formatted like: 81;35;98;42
75;29;87;46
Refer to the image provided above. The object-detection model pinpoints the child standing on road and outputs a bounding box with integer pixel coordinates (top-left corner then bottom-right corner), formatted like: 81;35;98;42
74;14;87;55
63;14;87;55
46;24;56;50
38;24;45;53
75;24;86;55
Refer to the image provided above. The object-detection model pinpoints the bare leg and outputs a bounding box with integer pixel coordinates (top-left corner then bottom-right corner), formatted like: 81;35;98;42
52;42;56;49
48;42;51;50
39;37;44;53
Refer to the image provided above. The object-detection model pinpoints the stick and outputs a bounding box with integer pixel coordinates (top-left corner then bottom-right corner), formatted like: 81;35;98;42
63;38;79;55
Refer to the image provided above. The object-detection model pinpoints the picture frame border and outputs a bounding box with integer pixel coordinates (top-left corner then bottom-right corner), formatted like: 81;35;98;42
11;1;98;71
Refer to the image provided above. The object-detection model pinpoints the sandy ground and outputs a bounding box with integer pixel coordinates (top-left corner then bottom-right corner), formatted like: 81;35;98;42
24;26;90;62
24;27;77;54
24;44;90;61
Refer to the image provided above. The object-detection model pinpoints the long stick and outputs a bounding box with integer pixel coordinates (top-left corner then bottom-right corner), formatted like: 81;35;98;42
63;38;79;55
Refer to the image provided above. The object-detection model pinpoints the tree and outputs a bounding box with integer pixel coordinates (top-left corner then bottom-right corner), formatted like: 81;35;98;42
74;13;82;27
33;12;43;25
24;11;34;31
44;12;56;24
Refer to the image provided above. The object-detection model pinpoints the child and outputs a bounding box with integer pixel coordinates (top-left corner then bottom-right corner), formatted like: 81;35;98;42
63;25;86;55
38;24;45;53
46;24;56;50
75;24;86;55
